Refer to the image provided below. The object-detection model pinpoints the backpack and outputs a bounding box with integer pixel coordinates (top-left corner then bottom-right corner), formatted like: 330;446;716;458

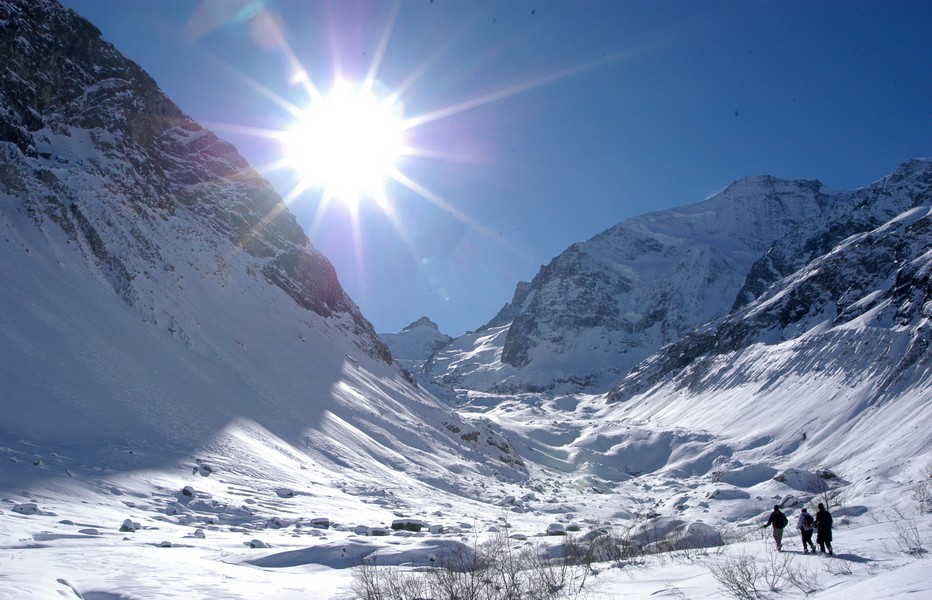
804;513;814;528
775;511;788;528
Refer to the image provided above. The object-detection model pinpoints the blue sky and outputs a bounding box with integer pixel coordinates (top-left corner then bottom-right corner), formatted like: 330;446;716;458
59;0;931;336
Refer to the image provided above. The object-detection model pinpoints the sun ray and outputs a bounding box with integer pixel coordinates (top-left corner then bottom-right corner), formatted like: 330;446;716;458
390;13;484;102
403;55;616;130
259;14;324;101
302;192;335;242
348;198;368;299
202;52;307;119
362;1;401;95
386;167;507;249
195;3;677;286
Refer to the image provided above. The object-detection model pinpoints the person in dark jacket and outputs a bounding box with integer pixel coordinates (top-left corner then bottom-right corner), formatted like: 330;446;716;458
796;507;817;553
762;505;788;551
813;502;834;555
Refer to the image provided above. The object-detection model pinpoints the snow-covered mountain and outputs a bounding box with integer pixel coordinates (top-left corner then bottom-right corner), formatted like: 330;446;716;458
610;160;932;404
3;2;932;597
380;316;452;368
0;0;523;485
423;161;932;395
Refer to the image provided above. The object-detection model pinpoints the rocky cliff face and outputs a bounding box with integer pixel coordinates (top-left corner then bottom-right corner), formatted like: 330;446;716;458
0;0;391;364
427;161;931;395
429;174;849;393
608;159;932;402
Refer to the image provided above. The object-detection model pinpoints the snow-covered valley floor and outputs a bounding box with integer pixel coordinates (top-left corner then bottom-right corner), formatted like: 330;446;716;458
2;394;930;599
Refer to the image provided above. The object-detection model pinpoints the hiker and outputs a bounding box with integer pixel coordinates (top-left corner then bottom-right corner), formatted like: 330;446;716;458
796;507;817;553
762;504;788;551
813;502;834;555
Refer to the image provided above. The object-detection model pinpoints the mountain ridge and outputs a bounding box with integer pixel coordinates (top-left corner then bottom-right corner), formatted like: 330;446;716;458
1;0;385;350
3;2;931;596
413;160;932;396
1;0;530;486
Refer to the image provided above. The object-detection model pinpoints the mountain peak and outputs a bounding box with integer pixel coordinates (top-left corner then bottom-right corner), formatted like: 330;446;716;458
382;318;453;365
402;316;441;332
427;161;931;395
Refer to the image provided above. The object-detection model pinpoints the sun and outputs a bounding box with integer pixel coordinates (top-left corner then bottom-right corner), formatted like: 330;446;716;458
280;81;406;209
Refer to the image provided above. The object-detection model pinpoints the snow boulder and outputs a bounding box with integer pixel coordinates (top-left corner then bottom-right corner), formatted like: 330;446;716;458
681;522;724;549
773;468;821;491
706;487;751;501
391;519;425;532
712;464;778;487
12;503;41;515
166;502;186;516
628;517;685;546
267;516;285;528
119;518;139;532
637;519;724;553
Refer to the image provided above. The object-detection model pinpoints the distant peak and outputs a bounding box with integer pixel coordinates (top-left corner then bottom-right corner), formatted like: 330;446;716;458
891;157;932;178
725;173;818;190
402;316;439;332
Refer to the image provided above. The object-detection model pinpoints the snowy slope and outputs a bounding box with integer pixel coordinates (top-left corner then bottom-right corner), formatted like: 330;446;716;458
0;0;524;495
428;164;931;395
2;2;931;598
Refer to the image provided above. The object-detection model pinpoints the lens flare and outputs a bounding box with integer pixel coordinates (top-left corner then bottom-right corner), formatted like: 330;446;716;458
281;82;406;208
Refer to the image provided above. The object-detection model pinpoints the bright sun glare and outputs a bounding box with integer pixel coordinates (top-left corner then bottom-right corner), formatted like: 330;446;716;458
216;4;616;241
282;82;406;209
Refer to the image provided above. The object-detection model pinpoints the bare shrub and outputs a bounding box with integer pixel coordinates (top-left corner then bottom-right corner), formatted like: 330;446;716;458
576;524;643;567
761;551;785;594
721;526;755;547
822;556;853;576
709;552;766;600
351;531;588;600
667;528;721;562
710;550;820;599
912;482;932;515
774;552;820;595
911;462;932;515
883;504;927;558
663;583;691;600
352;559;428;600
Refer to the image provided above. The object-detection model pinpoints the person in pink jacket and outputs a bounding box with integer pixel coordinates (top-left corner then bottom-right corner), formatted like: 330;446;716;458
796;507;817;554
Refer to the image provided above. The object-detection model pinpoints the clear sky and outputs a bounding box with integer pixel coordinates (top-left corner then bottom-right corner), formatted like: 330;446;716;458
58;0;931;336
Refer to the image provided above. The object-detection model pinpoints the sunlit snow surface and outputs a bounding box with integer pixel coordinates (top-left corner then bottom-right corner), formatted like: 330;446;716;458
3;159;932;596
1;3;929;592
2;404;931;599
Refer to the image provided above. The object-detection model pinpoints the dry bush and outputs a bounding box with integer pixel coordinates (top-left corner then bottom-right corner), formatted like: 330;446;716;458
822;556;854;576
351;531;588;600
883;504;927;558
773;551;820;595
911;462;932;515
710;550;820;599
808;470;849;515
709;551;766;600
